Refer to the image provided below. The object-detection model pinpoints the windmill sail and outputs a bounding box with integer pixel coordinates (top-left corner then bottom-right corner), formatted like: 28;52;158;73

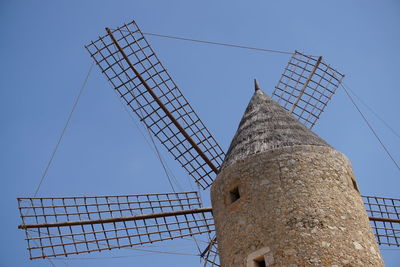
363;195;400;247
272;51;345;129
18;192;214;259
85;21;225;189
200;236;220;267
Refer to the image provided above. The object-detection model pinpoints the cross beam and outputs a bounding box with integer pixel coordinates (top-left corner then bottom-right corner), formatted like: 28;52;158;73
289;55;323;114
105;28;219;175
368;216;400;224
18;207;213;229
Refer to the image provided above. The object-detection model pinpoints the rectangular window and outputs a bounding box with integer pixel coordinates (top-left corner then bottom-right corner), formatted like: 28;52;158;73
254;256;266;267
229;186;240;203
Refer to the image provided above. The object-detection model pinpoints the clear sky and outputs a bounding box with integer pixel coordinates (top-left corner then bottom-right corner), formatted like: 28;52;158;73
1;0;399;266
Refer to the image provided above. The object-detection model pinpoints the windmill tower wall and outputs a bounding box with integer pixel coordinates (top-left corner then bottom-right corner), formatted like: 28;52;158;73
211;88;383;266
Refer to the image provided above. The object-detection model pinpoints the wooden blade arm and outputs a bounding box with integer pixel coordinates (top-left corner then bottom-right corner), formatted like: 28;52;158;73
19;207;212;229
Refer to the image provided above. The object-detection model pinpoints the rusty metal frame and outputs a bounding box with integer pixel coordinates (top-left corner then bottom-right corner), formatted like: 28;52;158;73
363;195;400;246
272;51;344;129
18;192;214;259
85;21;225;189
201;236;220;267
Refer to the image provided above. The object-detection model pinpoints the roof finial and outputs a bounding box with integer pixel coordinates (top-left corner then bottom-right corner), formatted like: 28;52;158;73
254;79;261;92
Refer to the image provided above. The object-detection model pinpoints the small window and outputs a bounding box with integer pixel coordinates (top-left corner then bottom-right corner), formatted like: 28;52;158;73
229;186;240;203
253;256;266;267
246;247;271;267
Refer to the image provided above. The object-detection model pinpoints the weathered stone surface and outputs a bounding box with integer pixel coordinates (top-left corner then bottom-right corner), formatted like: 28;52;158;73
221;90;329;170
211;88;383;266
211;146;384;267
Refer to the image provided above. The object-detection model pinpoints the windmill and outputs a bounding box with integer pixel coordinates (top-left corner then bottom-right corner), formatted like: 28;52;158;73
17;20;399;266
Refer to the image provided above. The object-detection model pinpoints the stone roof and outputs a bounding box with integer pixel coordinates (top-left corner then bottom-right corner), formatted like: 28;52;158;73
221;80;329;170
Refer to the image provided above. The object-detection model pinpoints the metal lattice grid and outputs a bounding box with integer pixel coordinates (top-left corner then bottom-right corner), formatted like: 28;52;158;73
201;236;220;267
363;195;400;246
85;21;225;189
272;51;344;129
18;192;214;259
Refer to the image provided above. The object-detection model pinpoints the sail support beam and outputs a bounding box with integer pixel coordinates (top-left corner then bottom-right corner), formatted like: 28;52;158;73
105;27;219;175
19;207;212;229
289;56;322;113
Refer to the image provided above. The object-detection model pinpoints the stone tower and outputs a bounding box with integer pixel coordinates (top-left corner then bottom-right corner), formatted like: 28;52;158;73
211;81;384;266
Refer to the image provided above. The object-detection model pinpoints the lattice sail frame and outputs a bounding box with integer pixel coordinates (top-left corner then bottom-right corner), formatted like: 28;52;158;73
201;236;220;267
85;21;225;189
17;18;397;264
363;195;400;247
272;51;345;129
18;192;214;259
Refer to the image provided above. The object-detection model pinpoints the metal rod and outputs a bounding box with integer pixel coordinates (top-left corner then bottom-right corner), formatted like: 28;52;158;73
369;216;400;224
105;28;219;175
20;199;199;210
289;56;322;113
19;207;213;229
200;236;217;258
22;204;199;218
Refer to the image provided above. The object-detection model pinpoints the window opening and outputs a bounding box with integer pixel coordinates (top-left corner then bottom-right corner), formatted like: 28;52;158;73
229;186;240;203
254;256;266;267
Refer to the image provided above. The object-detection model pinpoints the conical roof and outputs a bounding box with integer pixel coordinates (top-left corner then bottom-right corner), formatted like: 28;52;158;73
221;81;329;170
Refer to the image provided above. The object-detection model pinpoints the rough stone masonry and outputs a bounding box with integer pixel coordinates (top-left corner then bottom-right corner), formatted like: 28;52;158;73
211;86;384;266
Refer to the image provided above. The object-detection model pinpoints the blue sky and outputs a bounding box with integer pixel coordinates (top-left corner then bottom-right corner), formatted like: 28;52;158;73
1;0;399;266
